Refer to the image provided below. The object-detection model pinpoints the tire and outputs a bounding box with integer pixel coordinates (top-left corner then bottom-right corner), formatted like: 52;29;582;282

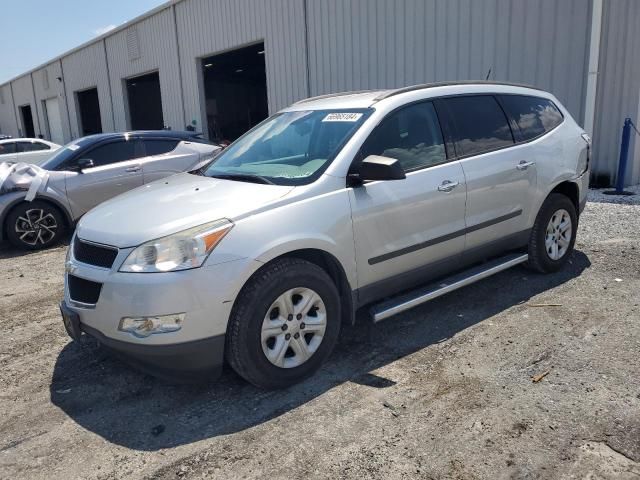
226;258;341;389
5;200;65;250
527;193;577;273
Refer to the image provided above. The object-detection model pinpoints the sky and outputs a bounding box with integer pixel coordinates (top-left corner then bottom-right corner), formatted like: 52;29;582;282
0;0;166;84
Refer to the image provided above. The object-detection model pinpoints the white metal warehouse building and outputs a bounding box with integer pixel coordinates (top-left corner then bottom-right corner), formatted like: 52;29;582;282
0;0;639;186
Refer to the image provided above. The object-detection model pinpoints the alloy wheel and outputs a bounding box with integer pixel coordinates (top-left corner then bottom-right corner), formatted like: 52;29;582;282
545;208;572;260
14;208;58;246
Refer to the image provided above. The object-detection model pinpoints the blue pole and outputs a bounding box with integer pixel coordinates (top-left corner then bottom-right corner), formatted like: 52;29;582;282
615;118;632;193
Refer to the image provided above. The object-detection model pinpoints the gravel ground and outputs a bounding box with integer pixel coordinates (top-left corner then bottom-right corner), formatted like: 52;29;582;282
0;189;639;480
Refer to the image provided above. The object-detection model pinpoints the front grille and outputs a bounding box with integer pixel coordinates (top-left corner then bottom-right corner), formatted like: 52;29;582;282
68;275;103;305
74;239;118;268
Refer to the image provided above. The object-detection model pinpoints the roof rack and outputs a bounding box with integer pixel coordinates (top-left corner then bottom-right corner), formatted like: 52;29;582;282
293;89;381;105
373;81;542;102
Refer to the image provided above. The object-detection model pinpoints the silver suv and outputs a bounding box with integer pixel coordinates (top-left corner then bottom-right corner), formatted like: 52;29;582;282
60;83;590;388
0;131;219;249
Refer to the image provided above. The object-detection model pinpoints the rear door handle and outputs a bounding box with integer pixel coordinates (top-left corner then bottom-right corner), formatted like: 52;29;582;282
437;180;460;192
516;161;535;170
125;165;141;173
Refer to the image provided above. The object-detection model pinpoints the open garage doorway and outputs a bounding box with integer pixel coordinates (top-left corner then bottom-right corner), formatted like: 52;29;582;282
19;105;35;138
76;88;102;136
126;71;164;130
202;42;268;142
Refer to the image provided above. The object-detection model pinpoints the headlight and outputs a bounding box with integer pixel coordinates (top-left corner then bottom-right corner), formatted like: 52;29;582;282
120;219;233;273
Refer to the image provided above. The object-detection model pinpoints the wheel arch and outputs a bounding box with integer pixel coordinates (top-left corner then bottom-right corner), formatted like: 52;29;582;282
248;248;356;326
549;180;580;214
1;195;73;241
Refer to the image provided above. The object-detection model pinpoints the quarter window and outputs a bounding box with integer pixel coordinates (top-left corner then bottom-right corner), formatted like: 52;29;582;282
144;139;180;156
361;102;446;172
499;95;563;141
443;95;514;157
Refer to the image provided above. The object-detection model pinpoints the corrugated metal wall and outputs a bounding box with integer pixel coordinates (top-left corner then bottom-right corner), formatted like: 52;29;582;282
174;0;308;133
593;0;640;186
11;75;40;137
306;0;592;124
104;7;184;131
62;40;115;136
0;84;17;137
31;61;72;143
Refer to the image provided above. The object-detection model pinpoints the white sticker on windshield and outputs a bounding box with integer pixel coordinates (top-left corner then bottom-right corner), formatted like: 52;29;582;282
322;112;363;122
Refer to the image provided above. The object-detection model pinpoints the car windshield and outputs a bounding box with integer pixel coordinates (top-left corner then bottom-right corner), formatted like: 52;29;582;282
203;109;371;185
40;137;96;170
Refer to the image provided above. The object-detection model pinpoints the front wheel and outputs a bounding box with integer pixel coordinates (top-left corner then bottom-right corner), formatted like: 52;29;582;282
527;193;577;273
226;258;341;389
5;201;65;250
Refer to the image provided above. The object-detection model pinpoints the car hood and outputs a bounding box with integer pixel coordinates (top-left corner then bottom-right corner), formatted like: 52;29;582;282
76;173;295;247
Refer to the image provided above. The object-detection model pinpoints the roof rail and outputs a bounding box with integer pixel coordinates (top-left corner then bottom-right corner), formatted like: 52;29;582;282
373;81;542;102
293;90;380;105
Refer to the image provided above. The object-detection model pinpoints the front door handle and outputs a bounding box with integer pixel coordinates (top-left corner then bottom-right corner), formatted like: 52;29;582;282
125;165;141;173
516;160;535;170
437;180;460;192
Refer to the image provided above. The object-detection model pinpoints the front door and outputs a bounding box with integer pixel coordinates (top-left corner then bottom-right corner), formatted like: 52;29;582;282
64;139;144;217
348;101;467;304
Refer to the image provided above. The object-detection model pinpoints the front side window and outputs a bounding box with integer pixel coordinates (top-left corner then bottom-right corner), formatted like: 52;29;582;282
203;109;371;185
361;101;446;172
82;140;137;167
0;142;17;155
443;95;514;157
499;95;564;141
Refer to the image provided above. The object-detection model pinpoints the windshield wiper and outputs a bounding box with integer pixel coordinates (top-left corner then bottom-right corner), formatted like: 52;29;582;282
210;173;274;185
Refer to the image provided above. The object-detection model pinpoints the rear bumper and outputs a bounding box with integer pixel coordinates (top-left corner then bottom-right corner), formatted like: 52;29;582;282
80;311;225;382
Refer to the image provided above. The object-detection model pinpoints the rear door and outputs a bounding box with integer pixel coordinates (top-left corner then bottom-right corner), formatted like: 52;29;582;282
64;138;144;217
348;101;467;304
139;138;188;183
437;95;537;259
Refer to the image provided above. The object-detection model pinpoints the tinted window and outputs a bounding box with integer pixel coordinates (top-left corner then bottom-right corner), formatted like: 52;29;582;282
17;141;50;152
82;140;137;167
144;139;180;156
500;95;563;141
361;102;446;172
0;142;17;155
443;95;514;157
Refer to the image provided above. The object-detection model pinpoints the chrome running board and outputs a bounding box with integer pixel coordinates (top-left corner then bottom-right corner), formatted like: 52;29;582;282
370;253;529;322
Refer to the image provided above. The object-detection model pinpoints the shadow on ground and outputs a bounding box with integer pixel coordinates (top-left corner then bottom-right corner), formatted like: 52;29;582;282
0;237;70;260
50;251;590;451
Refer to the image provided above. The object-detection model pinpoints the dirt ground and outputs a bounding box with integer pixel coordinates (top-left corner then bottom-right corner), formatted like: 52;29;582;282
1;193;639;480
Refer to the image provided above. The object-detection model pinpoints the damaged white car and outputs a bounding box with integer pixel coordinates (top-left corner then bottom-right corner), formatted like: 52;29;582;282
0;131;220;250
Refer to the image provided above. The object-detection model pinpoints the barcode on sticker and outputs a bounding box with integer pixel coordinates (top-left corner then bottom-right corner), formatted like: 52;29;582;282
323;112;363;122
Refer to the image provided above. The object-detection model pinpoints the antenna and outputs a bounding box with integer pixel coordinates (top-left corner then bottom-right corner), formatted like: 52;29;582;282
485;68;492;81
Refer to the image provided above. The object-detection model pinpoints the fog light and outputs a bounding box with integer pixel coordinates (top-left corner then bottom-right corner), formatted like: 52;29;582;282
118;313;185;338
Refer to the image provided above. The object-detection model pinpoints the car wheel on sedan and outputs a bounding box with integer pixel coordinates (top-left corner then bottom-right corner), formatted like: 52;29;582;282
527;193;577;273
6;200;65;250
226;258;341;389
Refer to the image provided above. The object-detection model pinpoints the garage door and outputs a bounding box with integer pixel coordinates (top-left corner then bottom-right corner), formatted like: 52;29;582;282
45;97;64;145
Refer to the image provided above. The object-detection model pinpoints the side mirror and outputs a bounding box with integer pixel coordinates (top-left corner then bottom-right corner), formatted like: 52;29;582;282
77;158;94;172
356;155;406;182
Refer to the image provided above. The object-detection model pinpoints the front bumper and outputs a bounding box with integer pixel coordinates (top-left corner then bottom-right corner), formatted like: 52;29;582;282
62;243;262;379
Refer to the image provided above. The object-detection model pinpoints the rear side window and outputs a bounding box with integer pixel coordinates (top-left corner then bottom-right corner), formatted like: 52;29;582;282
442;95;514;157
17;141;50;152
0;142;17;154
499;95;564;141
144;139;180;156
361;101;446;172
82;140;137;167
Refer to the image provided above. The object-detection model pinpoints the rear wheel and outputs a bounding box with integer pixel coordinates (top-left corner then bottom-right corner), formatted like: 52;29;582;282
226;258;341;389
527;193;577;273
6;200;65;250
